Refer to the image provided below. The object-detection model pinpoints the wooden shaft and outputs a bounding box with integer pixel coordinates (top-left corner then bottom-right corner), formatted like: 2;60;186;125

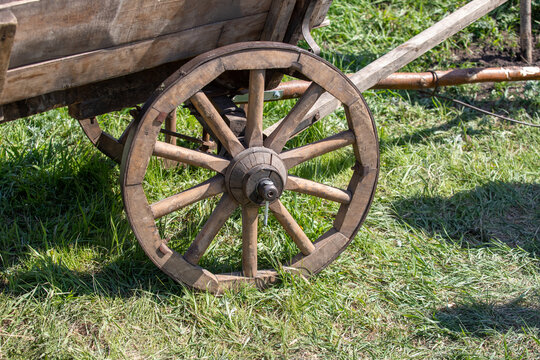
269;200;315;255
349;0;509;91
190;91;245;157
520;0;533;63
150;176;225;219
279;130;355;169
183;194;237;265
245;69;265;147
153;140;230;173
264;0;510;139
242;206;259;277
285;176;352;204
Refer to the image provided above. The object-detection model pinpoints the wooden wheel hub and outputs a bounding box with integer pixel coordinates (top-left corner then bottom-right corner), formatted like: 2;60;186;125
225;147;287;206
120;42;379;293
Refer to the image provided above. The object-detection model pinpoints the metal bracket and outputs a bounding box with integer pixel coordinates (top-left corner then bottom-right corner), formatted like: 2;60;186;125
232;90;283;103
301;1;321;55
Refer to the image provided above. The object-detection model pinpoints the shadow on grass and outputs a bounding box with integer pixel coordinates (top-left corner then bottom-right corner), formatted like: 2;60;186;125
379;84;539;149
0;148;189;298
434;296;540;337
391;181;540;256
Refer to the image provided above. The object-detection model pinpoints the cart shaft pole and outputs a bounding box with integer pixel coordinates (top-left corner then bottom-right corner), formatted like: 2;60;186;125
264;0;509;137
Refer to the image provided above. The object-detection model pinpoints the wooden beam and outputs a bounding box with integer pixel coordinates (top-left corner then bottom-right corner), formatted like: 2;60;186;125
265;0;509;138
520;0;533;63
1;12;267;105
261;0;296;42
5;0;272;68
0;10;16;97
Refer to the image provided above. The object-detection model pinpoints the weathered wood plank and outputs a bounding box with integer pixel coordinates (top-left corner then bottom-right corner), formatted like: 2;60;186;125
1;13;267;105
5;0;272;68
261;0;296;42
0;10;16;97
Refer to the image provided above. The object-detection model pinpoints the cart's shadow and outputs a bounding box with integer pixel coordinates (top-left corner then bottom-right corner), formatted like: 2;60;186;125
0;150;185;298
433;296;540;337
390;181;540;257
377;86;539;149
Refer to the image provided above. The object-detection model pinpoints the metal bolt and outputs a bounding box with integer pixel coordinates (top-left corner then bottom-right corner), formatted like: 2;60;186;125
257;178;278;202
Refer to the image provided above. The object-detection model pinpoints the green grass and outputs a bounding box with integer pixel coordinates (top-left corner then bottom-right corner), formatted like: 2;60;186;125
0;1;539;358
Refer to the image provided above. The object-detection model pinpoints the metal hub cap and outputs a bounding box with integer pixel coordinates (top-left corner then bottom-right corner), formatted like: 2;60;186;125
225;147;287;206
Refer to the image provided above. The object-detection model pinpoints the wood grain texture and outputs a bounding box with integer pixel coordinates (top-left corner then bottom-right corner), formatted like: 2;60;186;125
245;69;265;147
260;0;296;42
1;13;267;105
520;0;533;63
0;10;16;97
285;176;351;204
279;130;355;169
77;117;124;162
152;140;230;173
242;206;259;277
5;0;273;68
122;184;220;291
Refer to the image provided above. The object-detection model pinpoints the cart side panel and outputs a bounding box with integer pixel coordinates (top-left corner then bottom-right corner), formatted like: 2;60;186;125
6;0;273;68
1;10;271;105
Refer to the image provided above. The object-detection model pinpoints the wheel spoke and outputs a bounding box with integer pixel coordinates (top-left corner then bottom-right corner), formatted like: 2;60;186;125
269;200;315;255
150;176;225;219
279;130;355;169
245;70;265;148
285;176;351;204
183;193;238;264
263;83;325;152
242;206;259;277
153;140;229;173
190;91;245;156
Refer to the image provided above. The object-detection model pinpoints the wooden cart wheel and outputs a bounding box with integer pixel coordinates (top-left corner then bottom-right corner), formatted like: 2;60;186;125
120;42;379;293
77;117;125;162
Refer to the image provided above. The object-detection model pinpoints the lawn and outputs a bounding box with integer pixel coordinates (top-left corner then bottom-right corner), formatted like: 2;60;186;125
0;0;538;359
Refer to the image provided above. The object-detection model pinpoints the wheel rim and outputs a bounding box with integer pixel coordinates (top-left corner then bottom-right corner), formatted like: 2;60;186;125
121;42;379;293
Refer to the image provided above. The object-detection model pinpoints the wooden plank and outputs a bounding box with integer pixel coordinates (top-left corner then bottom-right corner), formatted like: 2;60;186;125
266;0;510;138
0;10;16;97
1;13;267;105
520;0;533;63
5;0;272;68
309;0;332;28
260;0;296;42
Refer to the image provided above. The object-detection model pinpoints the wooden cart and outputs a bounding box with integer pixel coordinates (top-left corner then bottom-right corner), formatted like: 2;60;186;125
0;0;507;293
